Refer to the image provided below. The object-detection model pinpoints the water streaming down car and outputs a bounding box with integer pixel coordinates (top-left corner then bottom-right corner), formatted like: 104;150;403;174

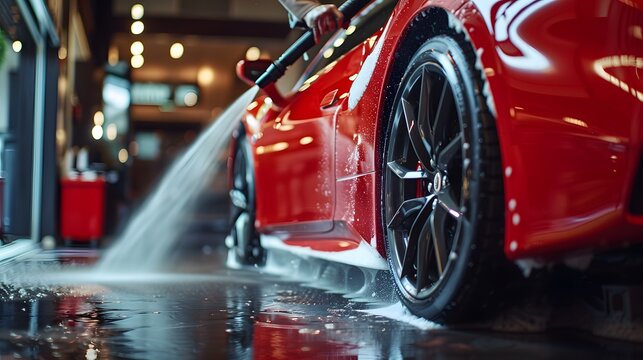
227;0;643;324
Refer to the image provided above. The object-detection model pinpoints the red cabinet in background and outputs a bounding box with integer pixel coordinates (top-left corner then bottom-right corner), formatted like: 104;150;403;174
60;178;105;243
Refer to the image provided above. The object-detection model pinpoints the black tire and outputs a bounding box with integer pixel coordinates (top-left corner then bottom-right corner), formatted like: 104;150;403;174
382;33;505;324
230;129;264;265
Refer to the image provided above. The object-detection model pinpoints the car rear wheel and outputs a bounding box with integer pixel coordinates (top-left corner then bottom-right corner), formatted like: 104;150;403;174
230;130;264;265
382;34;505;324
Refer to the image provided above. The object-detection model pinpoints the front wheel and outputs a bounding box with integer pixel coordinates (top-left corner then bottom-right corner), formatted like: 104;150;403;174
382;34;506;324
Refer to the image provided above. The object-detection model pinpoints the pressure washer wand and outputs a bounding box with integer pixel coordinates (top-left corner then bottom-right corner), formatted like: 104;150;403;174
255;0;373;88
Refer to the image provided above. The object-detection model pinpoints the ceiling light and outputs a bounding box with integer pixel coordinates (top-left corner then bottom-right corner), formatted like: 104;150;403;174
170;43;184;59
130;41;144;55
93;111;104;126
131;54;144;68
12;41;22;53
91;125;103;140
245;47;260;61
197;67;215;86
106;123;118;140
131;4;144;20
118;149;129;163
108;46;119;65
131;21;144;35
58;47;67;60
183;91;198;107
345;25;356;35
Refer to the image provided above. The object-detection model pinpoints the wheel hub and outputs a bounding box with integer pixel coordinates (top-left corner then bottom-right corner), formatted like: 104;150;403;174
430;171;449;194
433;173;442;192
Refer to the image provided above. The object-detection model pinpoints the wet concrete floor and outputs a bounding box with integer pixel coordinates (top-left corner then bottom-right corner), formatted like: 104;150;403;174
0;233;642;360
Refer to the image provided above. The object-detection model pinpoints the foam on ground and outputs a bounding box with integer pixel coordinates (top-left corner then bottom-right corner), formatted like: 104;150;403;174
261;235;388;270
361;302;441;331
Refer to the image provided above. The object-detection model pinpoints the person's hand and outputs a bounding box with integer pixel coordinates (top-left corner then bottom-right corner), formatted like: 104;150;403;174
303;4;345;44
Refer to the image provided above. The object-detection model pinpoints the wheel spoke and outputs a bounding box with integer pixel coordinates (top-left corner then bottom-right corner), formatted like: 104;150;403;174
417;68;434;152
400;233;417;278
431;80;454;151
437;133;463;170
387;160;428;179
407;198;432;289
415;216;432;292
387;197;428;231
430;204;449;275
437;191;462;219
402;98;432;168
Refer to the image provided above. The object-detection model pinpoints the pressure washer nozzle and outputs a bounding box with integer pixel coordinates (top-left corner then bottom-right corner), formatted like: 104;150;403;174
256;62;286;89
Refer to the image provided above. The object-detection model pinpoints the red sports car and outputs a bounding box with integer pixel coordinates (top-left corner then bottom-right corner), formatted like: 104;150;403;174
228;0;643;323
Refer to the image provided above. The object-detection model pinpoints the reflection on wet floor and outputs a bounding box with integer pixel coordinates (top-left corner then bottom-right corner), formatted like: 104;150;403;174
0;237;643;359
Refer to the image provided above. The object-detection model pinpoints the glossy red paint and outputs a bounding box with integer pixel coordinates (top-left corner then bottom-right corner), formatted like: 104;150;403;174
252;86;338;231
456;0;643;258
232;0;643;262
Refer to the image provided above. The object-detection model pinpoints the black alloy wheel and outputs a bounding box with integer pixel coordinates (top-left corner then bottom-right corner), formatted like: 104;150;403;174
230;130;264;265
383;34;505;323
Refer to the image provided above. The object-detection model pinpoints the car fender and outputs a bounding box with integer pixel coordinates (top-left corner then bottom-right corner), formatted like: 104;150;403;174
345;0;518;257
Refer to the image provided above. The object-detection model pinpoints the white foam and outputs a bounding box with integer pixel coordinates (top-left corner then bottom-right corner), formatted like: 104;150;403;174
348;36;385;110
447;12;465;35
361;302;441;330
261;235;388;270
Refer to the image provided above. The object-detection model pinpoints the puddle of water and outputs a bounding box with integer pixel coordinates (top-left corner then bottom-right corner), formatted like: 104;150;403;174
1;249;643;359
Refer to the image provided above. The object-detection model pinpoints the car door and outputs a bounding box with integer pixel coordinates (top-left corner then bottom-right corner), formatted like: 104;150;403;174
253;76;339;233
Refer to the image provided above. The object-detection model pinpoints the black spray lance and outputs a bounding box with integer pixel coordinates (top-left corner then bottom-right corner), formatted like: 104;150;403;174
255;0;374;88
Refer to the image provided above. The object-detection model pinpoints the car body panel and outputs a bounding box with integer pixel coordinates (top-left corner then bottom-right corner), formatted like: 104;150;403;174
459;0;643;258
252;79;339;232
231;0;643;264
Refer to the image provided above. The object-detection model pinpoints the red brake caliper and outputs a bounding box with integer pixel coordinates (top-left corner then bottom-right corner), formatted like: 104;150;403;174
416;161;424;198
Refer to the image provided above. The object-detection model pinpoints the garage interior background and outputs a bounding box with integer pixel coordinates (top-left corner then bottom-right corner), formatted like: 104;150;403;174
0;0;330;247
